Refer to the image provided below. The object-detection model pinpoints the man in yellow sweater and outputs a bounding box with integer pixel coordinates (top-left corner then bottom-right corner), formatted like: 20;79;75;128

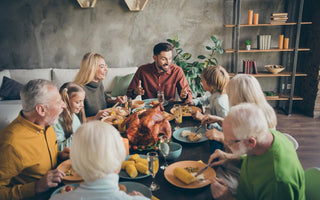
0;79;69;200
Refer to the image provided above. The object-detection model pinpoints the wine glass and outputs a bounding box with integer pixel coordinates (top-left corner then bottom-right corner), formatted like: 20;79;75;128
147;151;160;191
157;91;164;104
173;104;182;129
159;136;170;170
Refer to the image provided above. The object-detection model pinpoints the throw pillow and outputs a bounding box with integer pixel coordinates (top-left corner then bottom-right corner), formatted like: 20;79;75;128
111;73;135;97
0;76;23;100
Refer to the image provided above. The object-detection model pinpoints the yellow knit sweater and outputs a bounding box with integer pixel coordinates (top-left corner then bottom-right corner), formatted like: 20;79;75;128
0;112;58;200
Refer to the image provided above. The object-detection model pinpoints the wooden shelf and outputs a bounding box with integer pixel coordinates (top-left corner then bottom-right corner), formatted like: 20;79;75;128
266;94;303;101
224;22;312;27
225;48;310;53
229;72;307;77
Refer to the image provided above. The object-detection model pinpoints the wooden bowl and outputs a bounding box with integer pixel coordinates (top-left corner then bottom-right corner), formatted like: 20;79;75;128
265;65;285;74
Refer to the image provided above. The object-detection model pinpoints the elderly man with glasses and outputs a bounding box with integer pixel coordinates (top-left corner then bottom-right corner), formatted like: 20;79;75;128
208;103;305;200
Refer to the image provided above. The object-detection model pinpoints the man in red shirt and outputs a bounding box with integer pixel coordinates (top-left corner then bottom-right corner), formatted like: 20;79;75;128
127;42;192;102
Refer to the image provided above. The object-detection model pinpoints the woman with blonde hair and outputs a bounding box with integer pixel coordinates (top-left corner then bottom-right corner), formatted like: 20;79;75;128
74;52;127;121
50;121;149;200
53;82;86;151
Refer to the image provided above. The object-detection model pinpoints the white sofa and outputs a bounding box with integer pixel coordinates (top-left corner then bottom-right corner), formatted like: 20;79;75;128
0;67;138;131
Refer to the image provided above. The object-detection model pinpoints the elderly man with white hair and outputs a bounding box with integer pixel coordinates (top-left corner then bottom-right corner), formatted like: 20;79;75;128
0;79;68;200
50;121;150;200
208;103;305;200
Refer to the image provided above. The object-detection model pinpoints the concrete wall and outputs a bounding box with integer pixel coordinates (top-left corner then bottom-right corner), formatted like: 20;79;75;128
0;0;287;71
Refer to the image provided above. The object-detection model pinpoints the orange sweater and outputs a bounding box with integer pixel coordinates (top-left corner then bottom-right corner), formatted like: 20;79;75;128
0;112;58;200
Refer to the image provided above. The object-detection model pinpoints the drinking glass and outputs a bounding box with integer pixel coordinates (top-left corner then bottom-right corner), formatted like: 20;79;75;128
173;104;182;129
147;151;160;191
159;136;170;170
157;91;165;104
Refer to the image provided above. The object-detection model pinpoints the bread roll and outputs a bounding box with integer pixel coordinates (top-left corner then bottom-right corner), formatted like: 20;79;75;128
128;154;140;161
125;164;138;178
135;158;148;166
173;167;195;184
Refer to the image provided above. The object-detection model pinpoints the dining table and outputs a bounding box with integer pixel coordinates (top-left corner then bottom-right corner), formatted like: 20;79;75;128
49;100;215;200
121;101;215;200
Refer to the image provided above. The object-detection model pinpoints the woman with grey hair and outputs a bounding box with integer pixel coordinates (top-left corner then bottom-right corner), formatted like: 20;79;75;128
50;121;150;200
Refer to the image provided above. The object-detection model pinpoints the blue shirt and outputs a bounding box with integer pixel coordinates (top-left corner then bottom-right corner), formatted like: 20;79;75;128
49;173;150;200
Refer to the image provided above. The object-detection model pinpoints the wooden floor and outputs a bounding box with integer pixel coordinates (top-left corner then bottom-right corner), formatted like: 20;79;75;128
276;110;320;170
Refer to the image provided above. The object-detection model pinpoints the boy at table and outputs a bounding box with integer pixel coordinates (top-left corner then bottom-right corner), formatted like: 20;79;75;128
126;42;192;102
208;103;305;200
0;79;69;200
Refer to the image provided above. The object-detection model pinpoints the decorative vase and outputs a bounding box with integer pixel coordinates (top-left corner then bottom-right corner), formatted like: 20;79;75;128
246;45;251;50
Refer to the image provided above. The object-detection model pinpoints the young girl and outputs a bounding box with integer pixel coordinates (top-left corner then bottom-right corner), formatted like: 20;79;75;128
189;65;230;153
53;82;86;151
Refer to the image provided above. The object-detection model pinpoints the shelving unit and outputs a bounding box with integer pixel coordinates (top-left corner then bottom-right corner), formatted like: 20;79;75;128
225;0;312;115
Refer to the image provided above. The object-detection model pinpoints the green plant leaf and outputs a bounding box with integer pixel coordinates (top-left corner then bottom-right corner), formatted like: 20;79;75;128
211;36;217;43
198;55;206;59
173;35;178;41
167;39;173;43
183;53;192;60
206;46;211;50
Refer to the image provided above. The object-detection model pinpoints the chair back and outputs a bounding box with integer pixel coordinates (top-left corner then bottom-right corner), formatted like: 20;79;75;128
283;133;299;150
305;167;320;200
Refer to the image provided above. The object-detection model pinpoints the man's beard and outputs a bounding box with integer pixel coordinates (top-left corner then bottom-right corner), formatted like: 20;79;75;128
158;64;169;72
230;142;250;156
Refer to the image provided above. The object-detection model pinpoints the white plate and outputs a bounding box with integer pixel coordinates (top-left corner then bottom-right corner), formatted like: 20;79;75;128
51;183;79;197
173;127;208;143
143;98;168;108
119;181;152;198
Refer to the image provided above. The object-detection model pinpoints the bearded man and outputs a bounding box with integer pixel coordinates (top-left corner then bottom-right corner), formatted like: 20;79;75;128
208;103;305;200
127;42;192;102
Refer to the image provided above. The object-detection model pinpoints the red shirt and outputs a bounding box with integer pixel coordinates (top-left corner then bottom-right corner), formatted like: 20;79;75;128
127;62;192;102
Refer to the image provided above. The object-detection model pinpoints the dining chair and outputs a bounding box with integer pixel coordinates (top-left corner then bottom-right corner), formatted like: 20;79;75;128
283;133;299;151
305;167;320;200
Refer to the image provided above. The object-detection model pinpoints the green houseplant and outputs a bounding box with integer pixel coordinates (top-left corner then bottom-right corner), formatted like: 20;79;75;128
167;35;224;97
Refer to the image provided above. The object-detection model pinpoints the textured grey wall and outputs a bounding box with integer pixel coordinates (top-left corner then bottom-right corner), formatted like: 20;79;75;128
0;0;289;72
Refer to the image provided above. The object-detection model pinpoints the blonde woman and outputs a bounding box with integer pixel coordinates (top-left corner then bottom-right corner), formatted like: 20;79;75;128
53;82;86;151
74;52;127;121
50;121;149;200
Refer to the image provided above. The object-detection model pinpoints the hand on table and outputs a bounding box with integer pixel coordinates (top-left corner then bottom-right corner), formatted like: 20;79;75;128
95;109;109;120
116;95;127;104
205;129;225;142
192;110;204;121
134;80;145;96
180;85;188;99
35;169;65;194
201;114;224;126
58;147;70;161
128;190;144;197
210;177;235;200
185;100;195;106
207;149;235;168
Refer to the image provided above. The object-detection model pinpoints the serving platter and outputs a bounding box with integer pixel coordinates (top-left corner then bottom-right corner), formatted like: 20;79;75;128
173;127;208;143
57;159;83;181
119;154;151;180
170;106;202;117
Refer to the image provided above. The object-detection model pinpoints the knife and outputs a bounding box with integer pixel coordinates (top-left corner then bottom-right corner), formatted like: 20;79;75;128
194;162;212;177
194;124;203;133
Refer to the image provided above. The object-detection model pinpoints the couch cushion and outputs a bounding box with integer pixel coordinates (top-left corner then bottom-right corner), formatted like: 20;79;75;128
111;73;135;97
0;76;23;100
0;100;22;131
103;67;137;93
0;70;11;89
52;69;79;88
10;69;52;85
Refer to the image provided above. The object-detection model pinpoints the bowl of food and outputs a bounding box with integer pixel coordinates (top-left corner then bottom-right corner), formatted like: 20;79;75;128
265;65;285;74
167;142;182;161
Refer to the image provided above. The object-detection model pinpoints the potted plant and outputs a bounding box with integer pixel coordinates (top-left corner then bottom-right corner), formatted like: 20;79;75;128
167;35;224;97
246;40;251;50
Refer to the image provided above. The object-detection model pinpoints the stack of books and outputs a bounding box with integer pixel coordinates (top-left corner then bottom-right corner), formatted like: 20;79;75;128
258;35;271;50
243;60;258;74
270;13;288;24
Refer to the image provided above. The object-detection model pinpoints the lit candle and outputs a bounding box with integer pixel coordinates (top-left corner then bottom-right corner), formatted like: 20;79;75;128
279;35;284;49
122;137;130;156
248;10;253;25
284;38;289;49
253;13;259;24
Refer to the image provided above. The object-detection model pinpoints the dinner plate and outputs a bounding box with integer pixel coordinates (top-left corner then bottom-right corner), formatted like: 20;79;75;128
164;160;216;189
50;183;79;197
170;106;202;117
143;98;168;108
119;155;151;180
119;181;152;198
173;127;208;143
57;159;83;181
